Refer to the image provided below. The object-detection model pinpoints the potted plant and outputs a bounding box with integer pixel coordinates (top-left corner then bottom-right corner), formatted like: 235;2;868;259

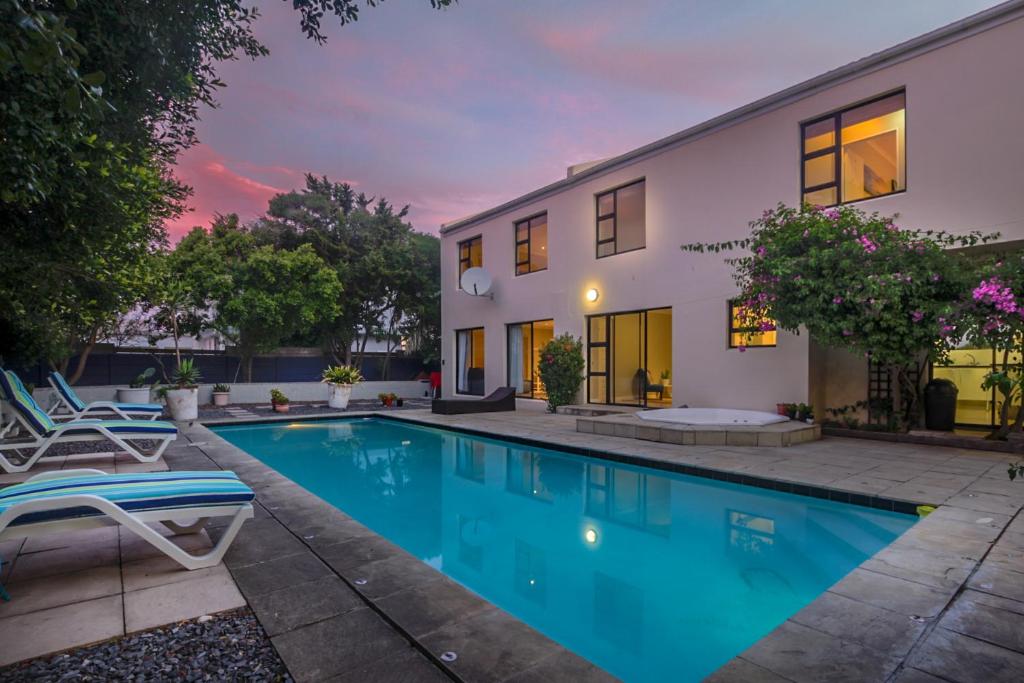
396;396;404;408
321;365;362;410
165;359;201;421
211;383;231;407
270;388;290;413
378;392;396;407
784;403;798;420
118;368;155;403
796;403;813;423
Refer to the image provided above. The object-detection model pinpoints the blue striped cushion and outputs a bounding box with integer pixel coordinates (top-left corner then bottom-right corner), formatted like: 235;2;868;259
58;419;177;436
113;403;163;412
1;370;55;435
49;372;85;412
0;471;254;526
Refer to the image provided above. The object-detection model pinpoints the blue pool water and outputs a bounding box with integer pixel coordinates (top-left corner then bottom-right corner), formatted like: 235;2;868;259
212;418;915;681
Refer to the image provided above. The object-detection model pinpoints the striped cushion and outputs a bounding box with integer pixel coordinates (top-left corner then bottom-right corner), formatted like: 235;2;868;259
112;403;163;412
58;419;177;436
1;370;55;435
49;372;85;412
0;471;254;526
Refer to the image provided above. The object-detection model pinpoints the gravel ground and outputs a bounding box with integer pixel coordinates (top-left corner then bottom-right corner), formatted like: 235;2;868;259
0;609;291;682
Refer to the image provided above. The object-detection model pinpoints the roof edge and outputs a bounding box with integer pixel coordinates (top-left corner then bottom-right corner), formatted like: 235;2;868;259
440;0;1024;235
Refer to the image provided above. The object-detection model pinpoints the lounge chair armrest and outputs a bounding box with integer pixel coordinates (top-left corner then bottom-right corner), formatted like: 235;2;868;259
25;468;110;483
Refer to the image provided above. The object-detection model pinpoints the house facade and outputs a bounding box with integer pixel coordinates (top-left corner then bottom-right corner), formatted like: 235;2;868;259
439;2;1024;426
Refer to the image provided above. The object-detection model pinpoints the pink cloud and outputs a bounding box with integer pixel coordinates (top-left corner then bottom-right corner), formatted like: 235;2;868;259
166;145;290;240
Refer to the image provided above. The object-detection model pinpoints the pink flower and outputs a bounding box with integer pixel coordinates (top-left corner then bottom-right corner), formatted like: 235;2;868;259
911;310;924;322
832;296;843;305
857;235;878;253
738;345;747;353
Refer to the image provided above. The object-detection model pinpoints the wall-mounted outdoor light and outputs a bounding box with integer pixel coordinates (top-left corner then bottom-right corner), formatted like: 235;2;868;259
585;288;600;303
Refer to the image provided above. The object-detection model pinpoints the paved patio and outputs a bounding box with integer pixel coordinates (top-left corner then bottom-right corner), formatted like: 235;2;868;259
2;406;1024;681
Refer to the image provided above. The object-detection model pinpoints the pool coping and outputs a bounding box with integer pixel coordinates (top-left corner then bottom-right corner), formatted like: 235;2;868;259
191;411;1024;682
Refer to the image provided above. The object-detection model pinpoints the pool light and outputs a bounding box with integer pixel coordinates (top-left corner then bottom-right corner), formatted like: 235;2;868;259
584;527;598;544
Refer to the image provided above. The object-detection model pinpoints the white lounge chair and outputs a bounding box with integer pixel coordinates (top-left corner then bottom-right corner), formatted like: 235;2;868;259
0;371;176;474
47;371;163;421
0;469;254;570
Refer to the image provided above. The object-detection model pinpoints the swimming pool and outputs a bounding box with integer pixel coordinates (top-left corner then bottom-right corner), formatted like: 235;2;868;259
212;417;915;682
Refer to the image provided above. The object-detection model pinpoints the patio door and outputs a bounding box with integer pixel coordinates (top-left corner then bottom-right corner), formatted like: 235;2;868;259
587;308;671;407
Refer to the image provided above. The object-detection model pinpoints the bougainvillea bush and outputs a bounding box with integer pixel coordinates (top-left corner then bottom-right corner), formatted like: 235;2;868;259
942;253;1024;440
536;333;585;412
682;203;992;429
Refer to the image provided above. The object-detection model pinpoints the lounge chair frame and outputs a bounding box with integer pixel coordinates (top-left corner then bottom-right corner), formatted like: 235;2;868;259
46;373;162;422
0;469;253;570
0;410;174;474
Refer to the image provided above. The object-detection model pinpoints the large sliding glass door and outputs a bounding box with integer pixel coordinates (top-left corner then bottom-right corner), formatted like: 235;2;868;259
587;308;671;407
507;320;554;399
932;344;1022;428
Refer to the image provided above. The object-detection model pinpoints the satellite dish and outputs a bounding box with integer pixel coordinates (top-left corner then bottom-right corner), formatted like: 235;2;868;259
460;267;493;297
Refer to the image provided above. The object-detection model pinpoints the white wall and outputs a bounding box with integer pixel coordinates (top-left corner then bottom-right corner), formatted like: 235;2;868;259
439;13;1024;410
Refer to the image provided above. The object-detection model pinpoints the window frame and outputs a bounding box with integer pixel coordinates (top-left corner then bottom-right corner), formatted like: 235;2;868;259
800;89;906;208
727;300;777;349
506;319;554;399
455;326;485;396
457;235;483;289
513;212;548;276
594;178;646;259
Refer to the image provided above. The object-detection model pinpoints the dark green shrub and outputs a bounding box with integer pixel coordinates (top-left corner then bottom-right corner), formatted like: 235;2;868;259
536;334;585;413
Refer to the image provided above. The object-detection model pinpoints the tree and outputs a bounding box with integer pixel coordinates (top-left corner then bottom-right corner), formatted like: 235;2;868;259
537;334;585;413
171;216;343;381
255;175;440;374
1;0;452;376
943;252;1024;440
682;203;992;429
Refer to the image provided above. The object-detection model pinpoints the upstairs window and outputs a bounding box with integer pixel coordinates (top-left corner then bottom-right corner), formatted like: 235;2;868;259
729;301;776;348
514;213;548;275
802;91;905;207
596;179;645;258
458;236;482;288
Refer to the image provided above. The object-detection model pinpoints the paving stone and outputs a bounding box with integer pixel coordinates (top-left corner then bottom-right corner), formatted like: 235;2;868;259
248;574;364;637
944;491;1021;516
890;666;954;682
118;525;213;564
908;626;1024;682
292;518;377;551
0;564;121;618
320;534;406;572
861;542;980;590
375;575;493;638
124;567;245;633
0;594;124;667
326;647;450;683
222;517;307;568
790;590;927;657
939;589;1024;653
704;657;793;682
121;553;225;592
968;563;1024;603
419;607;562;683
271;607;411;682
503;649;617;682
230;550;334;597
19;526;117;555
344;554;445;600
8;537;119;582
740;620;901;682
830;569;952;618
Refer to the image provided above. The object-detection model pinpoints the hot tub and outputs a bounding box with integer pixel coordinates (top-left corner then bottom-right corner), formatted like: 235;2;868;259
636;407;789;426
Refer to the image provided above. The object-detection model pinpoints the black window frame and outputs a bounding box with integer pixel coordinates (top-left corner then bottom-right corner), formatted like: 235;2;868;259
800;89;906;208
457;235;483;289
514;212;548;276
455;326;485;396
595;178;645;259
727;300;776;349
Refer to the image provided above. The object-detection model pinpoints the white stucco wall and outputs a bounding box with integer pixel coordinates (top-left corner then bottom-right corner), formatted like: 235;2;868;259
439;12;1024;410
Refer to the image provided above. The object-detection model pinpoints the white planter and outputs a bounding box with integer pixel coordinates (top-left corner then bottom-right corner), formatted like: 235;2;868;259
327;383;353;410
212;392;230;407
117;387;152;404
166;388;199;421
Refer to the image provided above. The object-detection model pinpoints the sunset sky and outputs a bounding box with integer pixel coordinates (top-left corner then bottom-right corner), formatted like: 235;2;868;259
168;0;998;239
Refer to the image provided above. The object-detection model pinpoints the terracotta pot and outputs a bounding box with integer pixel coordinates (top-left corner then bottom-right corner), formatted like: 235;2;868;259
273;403;290;413
776;403;787;416
212;392;229;407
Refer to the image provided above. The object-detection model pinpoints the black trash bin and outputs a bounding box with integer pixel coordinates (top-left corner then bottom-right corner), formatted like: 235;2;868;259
924;378;958;431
